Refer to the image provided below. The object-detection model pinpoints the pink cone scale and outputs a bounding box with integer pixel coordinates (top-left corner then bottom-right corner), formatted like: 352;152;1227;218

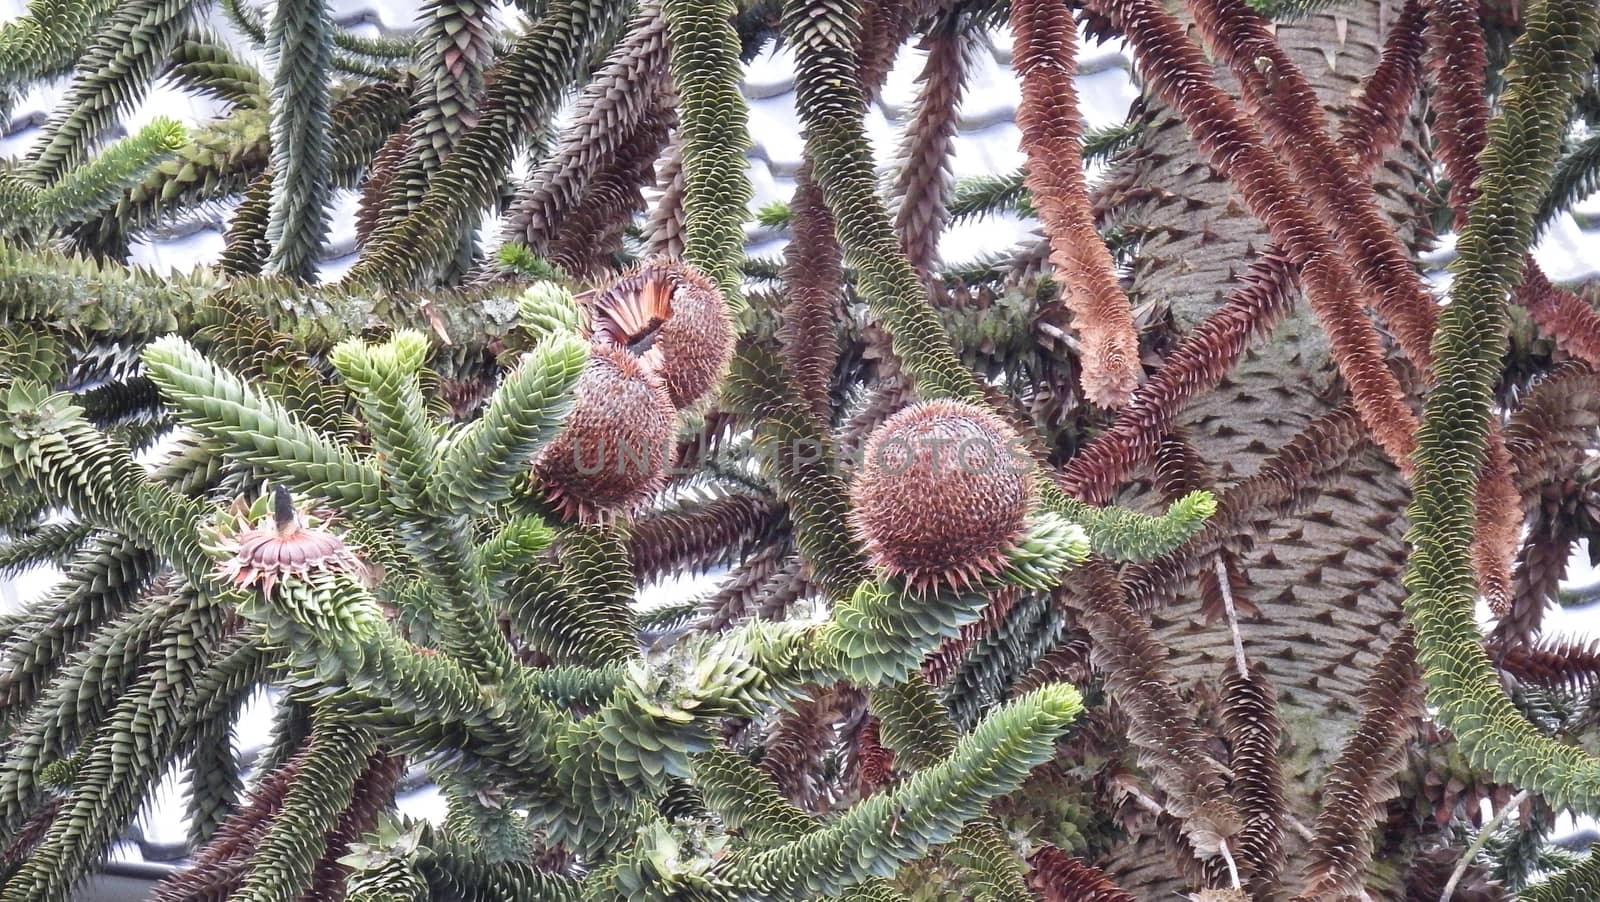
582;256;734;409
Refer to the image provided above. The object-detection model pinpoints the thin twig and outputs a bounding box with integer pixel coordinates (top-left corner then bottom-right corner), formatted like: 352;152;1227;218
1439;789;1531;902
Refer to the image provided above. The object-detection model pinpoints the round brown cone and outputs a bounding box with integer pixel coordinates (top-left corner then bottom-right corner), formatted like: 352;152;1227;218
583;257;734;409
849;400;1035;589
534;345;676;522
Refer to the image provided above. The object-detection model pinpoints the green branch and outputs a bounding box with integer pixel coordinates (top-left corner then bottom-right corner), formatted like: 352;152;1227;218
263;0;334;280
1402;0;1600;815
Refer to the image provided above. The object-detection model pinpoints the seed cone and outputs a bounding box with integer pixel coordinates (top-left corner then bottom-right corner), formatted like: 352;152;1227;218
534;345;676;522
217;487;367;593
849;400;1036;588
583;257;734;409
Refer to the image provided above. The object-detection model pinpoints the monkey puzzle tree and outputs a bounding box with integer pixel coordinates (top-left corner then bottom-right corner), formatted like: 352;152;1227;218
0;0;1599;897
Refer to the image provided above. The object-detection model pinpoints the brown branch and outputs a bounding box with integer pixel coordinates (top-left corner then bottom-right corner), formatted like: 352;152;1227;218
1123;406;1371;612
692;541;790;631
356;128;412;247
1297;626;1423;900
1060;563;1241;858
1186;0;1438;370
305;751;406;901
1428;0;1600;367
761;682;864;812
1475;436;1522;618
150;751;305;901
890;12;974;278
1516;266;1600;367
629;492;784;584
541;109;674;279
1218;665;1285;896
1490;633;1600;694
1058;0;1426;502
1086;0;1417;466
780;165;846;423
1026;844;1138;902
644;134;687;259
856;0;913;102
853;713;896;796
1014;0;1140;408
501;5;672;254
1153;434;1259;623
921;587;1022;687
1503;362;1600;498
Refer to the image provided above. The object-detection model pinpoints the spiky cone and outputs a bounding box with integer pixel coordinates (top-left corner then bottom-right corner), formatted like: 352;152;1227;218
533;345;676;522
849;400;1037;590
211;487;369;595
582;256;734;409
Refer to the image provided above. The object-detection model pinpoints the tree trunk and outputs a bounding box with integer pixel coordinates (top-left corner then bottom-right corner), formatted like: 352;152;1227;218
1097;2;1431;895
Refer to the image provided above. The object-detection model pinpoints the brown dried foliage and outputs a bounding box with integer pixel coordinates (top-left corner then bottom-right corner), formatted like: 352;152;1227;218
1153;434;1259;622
1218;665;1285;896
1403;845;1510;902
1058;3;1424;503
761;682;864;812
890;14;972;278
856;714;896;795
1087;0;1418;467
151;753;305;902
1516;265;1600;368
1497;487;1576;644
921;587;1022;687
644;136;686;259
1503;363;1600;498
1490;634;1600;694
780;166;845;423
1026;844;1137;902
1062;563;1241;857
693;541;789;631
1187;0;1438;369
542;110;674;279
1474;436;1522;617
1013;0;1140;408
1427;0;1600;366
1298;626;1424;900
356;128;412;247
628;492;784;584
503;9;671;250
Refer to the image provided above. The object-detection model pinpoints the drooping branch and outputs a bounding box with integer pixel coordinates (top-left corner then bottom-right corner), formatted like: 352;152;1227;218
779;165;845;423
1058;0;1426;503
1428;0;1600;369
1401;0;1600;816
262;0;334;282
1297;627;1422;899
500;3;672;259
889;10;974;279
1086;0;1417;467
661;0;753;301
1185;0;1438;370
1012;0;1141;408
1059;563;1241;860
1027;844;1137;902
1218;665;1285;896
346;0;629;287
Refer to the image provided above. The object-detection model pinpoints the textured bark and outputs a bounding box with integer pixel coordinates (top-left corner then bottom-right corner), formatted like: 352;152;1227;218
1095;4;1428;895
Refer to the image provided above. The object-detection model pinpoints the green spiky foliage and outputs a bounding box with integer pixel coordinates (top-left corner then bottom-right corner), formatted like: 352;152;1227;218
1401;0;1600;815
261;0;335;281
5;0;1600;898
